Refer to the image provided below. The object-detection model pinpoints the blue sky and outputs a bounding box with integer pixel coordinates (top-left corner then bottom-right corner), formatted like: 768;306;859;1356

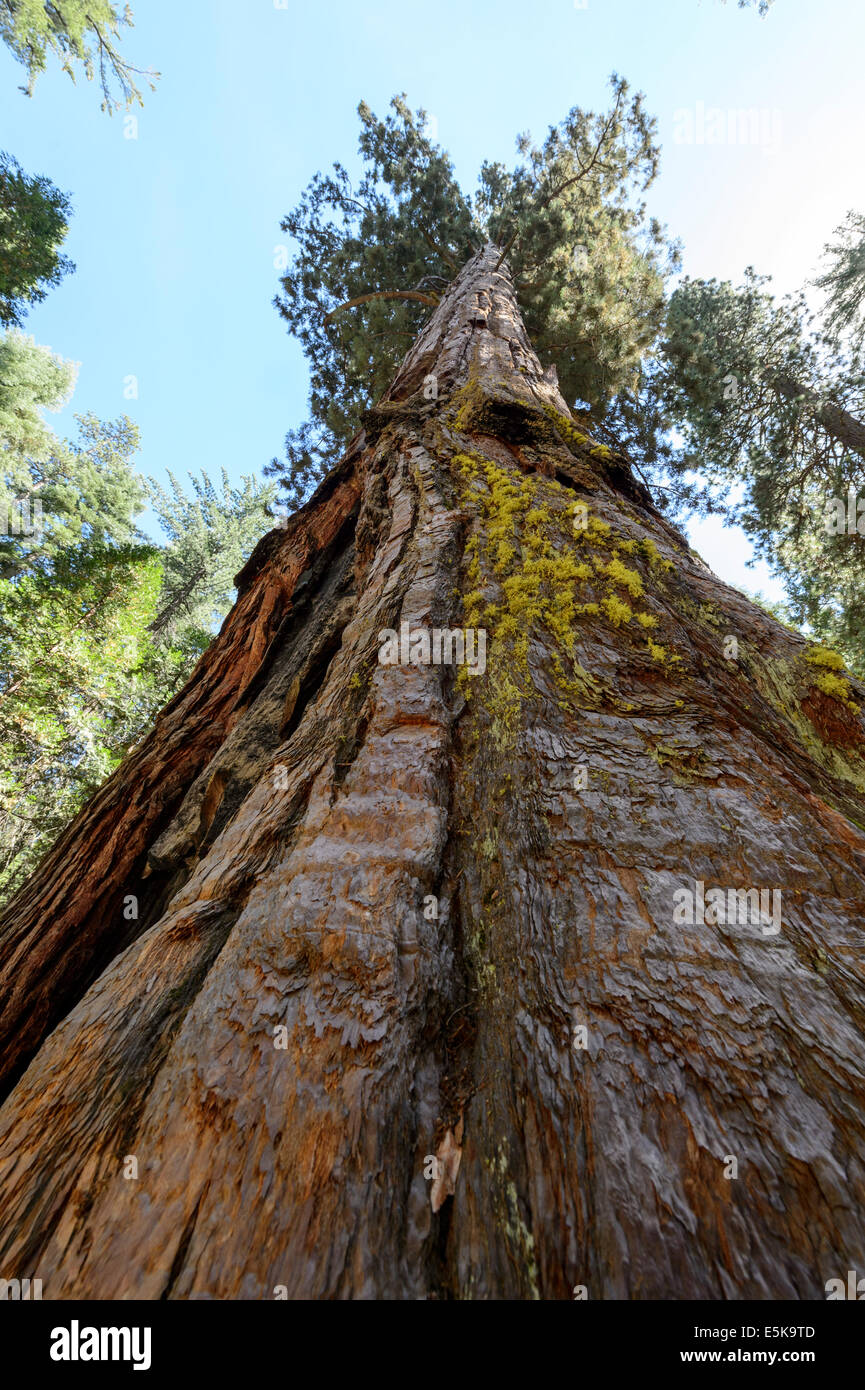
3;0;864;598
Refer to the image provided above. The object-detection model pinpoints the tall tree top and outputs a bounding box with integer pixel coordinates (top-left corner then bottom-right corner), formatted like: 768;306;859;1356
384;242;573;421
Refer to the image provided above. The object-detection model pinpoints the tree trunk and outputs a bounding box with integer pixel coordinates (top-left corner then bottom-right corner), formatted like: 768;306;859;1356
771;372;865;460
2;245;865;1300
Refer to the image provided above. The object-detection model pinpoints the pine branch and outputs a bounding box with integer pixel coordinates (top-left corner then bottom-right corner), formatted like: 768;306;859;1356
323;289;439;324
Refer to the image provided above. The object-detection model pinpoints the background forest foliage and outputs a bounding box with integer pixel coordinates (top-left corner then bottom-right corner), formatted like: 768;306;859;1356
0;2;273;900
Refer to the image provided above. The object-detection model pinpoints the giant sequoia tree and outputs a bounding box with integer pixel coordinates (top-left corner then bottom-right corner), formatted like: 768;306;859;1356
1;244;865;1299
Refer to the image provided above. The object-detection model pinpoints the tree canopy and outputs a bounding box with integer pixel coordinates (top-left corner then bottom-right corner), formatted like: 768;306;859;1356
0;0;157;110
270;80;679;505
0;151;74;327
817;210;865;354
271;83;865;679
0;393;275;904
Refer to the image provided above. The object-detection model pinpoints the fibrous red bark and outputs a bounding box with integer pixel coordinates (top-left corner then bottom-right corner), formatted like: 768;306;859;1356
1;246;865;1300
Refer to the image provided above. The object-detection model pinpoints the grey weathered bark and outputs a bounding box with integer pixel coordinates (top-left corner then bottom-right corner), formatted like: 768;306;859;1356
1;245;865;1299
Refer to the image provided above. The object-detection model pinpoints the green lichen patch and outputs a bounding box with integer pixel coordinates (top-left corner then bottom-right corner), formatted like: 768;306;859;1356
813;671;855;702
601;594;634;627
675;595;724;630
450;379;581;465
486;1143;541;1300
647;737;713;784
636;536;675;571
453;444;690;737
453;449;610;738
751;650;865;789
804;644;847;672
602;555;644;599
801;645;859;711
541;403;613;463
